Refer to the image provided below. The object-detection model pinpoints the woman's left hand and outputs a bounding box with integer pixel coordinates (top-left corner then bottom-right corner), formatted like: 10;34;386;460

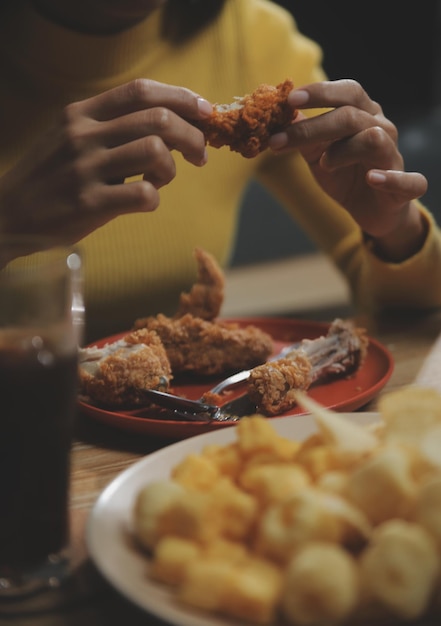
269;80;428;259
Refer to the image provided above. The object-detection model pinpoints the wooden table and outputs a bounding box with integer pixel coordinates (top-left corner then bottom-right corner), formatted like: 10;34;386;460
3;252;441;626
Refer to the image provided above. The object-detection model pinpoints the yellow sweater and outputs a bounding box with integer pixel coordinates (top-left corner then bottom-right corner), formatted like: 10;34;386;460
1;0;441;341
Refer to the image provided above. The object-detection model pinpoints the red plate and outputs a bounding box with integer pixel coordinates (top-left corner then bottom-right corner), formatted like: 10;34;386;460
78;317;394;439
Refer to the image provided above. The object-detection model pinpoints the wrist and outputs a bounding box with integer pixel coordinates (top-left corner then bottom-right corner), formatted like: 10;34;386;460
363;202;428;263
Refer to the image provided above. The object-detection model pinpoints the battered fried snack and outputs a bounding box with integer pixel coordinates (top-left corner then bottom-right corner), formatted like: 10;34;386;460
133;313;273;376
78;328;171;408
132;389;441;625
247;319;368;415
198;79;297;158
174;247;224;321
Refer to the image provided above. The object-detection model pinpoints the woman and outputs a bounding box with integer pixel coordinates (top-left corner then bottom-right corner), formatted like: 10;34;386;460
0;0;439;341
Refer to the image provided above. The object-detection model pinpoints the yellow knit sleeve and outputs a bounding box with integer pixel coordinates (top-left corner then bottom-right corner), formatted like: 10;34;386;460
343;204;441;314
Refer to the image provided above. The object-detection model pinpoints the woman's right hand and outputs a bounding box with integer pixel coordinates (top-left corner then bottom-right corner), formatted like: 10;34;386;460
0;79;211;245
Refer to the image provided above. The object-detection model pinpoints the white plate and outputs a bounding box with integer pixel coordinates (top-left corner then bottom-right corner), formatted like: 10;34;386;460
86;412;381;626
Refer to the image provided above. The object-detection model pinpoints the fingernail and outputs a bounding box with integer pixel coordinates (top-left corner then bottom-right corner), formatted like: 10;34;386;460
269;132;288;150
199;147;208;165
369;171;387;183
288;89;309;107
197;97;213;117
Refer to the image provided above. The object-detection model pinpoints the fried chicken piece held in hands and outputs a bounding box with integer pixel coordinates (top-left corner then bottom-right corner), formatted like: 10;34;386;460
198;79;297;158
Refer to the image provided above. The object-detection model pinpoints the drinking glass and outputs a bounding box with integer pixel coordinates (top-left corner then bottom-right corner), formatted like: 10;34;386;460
0;236;83;598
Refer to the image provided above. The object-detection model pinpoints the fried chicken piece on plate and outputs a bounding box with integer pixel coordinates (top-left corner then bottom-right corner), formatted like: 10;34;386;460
133;313;273;376
247;319;369;415
78;328;172;408
134;248;272;376
198;79;297;158
174;247;224;321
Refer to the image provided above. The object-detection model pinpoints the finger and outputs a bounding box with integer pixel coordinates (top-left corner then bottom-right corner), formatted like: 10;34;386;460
98;108;208;165
99;136;177;189
76;79;212;122
76;179;161;215
288;79;382;116
367;169;428;199
33;180;160;244
286;107;390;148
94;179;161;213
320;126;401;171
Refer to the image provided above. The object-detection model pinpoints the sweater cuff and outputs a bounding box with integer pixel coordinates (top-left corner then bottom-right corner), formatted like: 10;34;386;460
331;204;441;314
362;202;432;265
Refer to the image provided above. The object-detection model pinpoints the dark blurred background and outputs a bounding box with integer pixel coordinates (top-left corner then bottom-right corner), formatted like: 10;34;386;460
231;0;441;265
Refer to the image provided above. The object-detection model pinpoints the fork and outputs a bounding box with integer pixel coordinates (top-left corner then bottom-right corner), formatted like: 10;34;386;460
202;340;301;397
136;341;302;422
138;388;240;422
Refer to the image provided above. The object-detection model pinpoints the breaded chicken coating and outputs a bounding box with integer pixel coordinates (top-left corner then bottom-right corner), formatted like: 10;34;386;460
198;79;297;158
133;313;273;376
78;328;172;408
175;247;224;321
248;355;313;417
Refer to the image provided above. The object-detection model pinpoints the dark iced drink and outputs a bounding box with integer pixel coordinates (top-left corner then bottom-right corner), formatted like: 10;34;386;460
0;238;82;597
0;340;78;582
